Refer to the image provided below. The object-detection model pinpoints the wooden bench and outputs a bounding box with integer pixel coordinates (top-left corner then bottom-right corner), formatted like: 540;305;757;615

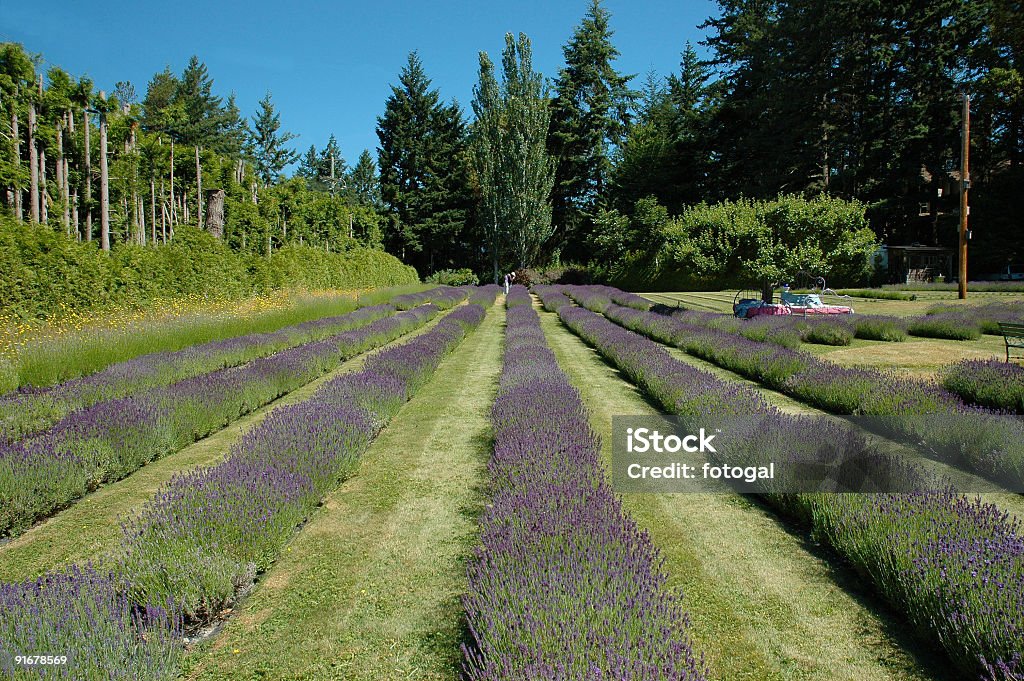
999;322;1024;362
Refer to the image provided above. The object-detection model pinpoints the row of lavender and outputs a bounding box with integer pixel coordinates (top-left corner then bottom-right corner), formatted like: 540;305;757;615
942;359;1024;414
563;286;1024;490
390;285;466;310
586;287;912;348
909;300;1024;340
535;286;1024;679
0;302;450;538
0;304;393;443
461;286;707;680
0;297;495;680
678;309;908;347
0;286;467;444
468;284;502;306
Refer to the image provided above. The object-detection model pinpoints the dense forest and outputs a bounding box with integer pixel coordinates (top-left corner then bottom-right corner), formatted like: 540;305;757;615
1;0;1022;290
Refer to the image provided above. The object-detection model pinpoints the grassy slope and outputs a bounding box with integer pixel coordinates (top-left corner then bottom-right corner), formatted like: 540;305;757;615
0;312;451;583
535;299;956;681
182;302;504;681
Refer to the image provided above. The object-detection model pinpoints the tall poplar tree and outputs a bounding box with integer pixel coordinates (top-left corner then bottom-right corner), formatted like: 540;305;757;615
472;32;556;279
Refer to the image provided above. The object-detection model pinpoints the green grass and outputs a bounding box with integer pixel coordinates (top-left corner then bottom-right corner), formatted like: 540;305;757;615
0;311;452;583
535;298;956;681
181;302;504;681
6;290;364;390
801;334;1006;379
643;290;1024;318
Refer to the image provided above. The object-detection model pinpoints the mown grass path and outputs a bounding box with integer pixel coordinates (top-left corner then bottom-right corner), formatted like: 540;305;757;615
596;304;1024;522
182;302;504;681
0;312;452;583
535;299;956;681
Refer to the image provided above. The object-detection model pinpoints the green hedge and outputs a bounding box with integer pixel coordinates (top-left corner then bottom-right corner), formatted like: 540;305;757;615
0;217;418;319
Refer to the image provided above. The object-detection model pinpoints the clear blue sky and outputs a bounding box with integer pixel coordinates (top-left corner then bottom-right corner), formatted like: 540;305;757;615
1;0;718;170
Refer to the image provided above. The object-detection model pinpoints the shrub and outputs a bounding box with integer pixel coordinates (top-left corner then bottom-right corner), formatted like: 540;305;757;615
614;194;878;291
426;268;479;286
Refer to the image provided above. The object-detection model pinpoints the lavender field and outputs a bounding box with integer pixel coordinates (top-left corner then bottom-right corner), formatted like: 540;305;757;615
0;283;1021;681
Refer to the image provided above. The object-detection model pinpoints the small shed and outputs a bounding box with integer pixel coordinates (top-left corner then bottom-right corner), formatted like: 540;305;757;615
881;245;954;283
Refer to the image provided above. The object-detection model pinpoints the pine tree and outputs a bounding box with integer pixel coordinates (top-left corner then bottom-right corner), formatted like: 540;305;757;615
249;91;299;185
349;148;381;209
298;144;319;180
141;67;182;135
173;56;228;147
218;93;248;158
472;32;556;279
376;52;471;273
319;134;346;181
612;45;712;212
548;0;633;261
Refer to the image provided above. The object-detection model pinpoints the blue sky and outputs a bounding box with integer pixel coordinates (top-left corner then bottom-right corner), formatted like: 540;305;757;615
1;0;718;170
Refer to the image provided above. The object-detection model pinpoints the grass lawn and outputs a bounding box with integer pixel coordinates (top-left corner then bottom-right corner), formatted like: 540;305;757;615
640;290;1014;378
806;334;1005;379
0;311;451;583
645;289;1024;317
181;302;504;681
535;299;955;681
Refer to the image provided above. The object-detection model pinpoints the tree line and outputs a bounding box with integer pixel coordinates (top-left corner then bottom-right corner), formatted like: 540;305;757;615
0;47;385;261
373;0;1022;281
3;0;1022;283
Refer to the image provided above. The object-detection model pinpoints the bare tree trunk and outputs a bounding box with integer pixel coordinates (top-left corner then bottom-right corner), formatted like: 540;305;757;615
204;188;225;238
169;139;175;226
160;179;167;242
39;148;48;224
195;145;203;228
150;178;157;245
64;112;73;233
138;195;146;245
28;100;38;222
8;98;21;220
72;191;79;239
64;160;71;230
56;122;69;233
83;108;92;241
130;123;139;243
99;91;110;251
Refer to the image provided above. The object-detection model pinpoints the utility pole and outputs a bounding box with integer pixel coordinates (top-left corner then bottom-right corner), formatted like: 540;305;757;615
958;93;970;300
